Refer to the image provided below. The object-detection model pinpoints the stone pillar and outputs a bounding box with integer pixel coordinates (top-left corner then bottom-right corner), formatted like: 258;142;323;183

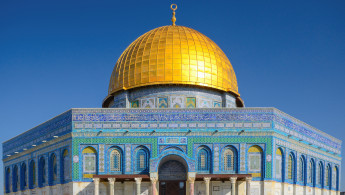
135;177;142;195
108;178;116;195
246;177;252;195
230;177;237;195
188;176;195;195
93;178;100;195
150;177;158;195
203;177;211;195
150;172;159;195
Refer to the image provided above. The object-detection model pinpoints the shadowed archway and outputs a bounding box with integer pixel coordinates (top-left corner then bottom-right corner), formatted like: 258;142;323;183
158;155;188;195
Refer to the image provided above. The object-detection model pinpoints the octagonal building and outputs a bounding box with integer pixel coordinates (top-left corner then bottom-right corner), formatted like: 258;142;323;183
3;7;341;195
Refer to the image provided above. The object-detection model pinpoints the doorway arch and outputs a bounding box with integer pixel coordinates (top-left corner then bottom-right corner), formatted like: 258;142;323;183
158;155;188;195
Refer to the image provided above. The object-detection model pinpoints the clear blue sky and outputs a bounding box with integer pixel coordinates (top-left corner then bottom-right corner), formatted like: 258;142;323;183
1;0;344;192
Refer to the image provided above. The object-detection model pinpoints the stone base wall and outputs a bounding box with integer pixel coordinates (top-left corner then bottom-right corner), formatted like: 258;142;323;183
5;181;339;195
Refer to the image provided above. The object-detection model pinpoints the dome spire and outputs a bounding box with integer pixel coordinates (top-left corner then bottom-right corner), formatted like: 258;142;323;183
171;4;177;26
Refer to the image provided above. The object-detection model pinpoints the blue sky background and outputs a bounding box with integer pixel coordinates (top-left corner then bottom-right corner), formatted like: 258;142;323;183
1;0;344;192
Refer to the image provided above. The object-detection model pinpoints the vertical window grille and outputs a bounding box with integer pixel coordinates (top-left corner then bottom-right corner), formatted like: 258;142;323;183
63;150;70;180
51;154;57;182
39;157;46;186
299;157;305;182
21;164;27;190
288;155;293;179
308;161;313;184
110;149;121;172
317;163;323;185
275;149;282;179
332;167;337;188
136;149;148;172
198;149;208;171
5;168;10;193
29;161;36;188
13;166;18;192
325;165;330;187
223;148;234;171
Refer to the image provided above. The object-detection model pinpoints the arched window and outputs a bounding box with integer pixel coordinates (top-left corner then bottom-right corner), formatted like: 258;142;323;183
334;166;339;190
136;148;149;173
298;156;305;183
308;160;314;184
49;154;57;184
20;163;27;190
288;154;295;180
317;162;323;186
248;145;263;178
325;164;330;187
82;147;97;178
332;166;336;188
5;168;10;193
38;157;46;187
275;148;283;180
62;149;70;182
197;147;211;172
12;165;18;192
222;147;236;172
29;160;36;189
110;149;122;172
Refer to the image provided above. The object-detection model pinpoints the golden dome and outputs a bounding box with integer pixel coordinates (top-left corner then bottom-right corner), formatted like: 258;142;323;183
107;25;239;98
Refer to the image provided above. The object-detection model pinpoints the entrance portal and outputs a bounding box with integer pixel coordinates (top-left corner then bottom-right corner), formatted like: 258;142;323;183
159;159;187;195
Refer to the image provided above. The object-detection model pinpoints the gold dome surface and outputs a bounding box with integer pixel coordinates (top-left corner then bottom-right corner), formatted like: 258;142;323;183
108;25;239;97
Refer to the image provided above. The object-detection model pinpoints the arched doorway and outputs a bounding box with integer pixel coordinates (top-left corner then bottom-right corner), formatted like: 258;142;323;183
158;155;187;195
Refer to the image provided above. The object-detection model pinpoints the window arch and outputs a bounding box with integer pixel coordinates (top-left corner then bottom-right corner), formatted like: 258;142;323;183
38;157;46;187
275;148;283;180
20;163;27;191
298;156;306;183
82;146;97;178
222;146;237;172
325;164;331;188
308;159;315;185
110;148;122;172
248;145;263;178
317;162;323;187
334;166;339;190
12;165;19;192
61;149;70;182
197;146;211;172
287;153;296;182
332;166;337;189
135;147;149;173
5;168;10;193
49;153;57;184
29;160;36;189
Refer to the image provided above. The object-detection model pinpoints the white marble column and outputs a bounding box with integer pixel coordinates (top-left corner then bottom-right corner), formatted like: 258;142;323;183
93;178;100;195
246;177;252;195
188;176;195;195
135;177;142;195
150;177;158;195
150;172;159;195
108;178;116;195
203;177;211;195
230;177;237;195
